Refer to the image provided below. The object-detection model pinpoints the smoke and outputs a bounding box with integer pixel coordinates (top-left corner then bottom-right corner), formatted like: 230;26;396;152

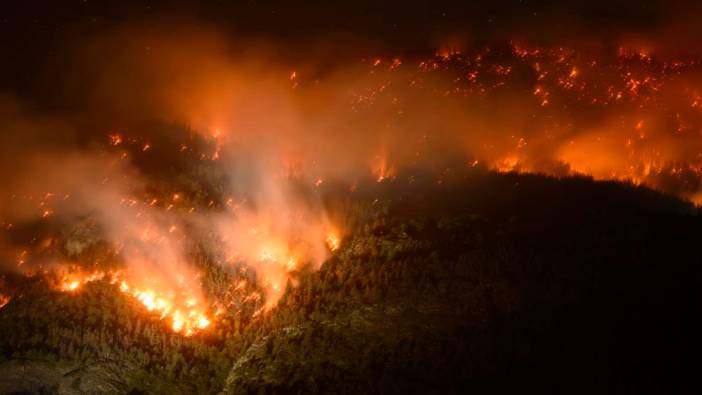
0;24;345;312
4;17;702;327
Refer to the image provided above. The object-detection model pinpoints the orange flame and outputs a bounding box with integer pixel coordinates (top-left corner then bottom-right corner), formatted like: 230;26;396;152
55;269;211;336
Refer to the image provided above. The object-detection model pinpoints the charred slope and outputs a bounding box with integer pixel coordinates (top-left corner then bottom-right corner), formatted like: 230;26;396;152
223;173;701;394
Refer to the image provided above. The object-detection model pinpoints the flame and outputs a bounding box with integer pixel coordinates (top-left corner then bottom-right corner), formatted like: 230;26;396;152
326;232;340;251
16;35;702;344
0;293;10;309
55;269;212;336
494;156;521;173
37;181;342;333
372;155;396;182
109;134;122;146
58;271;108;292
63;281;80;291
286;257;297;271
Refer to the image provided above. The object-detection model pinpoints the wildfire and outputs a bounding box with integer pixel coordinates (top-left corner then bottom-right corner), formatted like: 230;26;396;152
16;250;27;266
12;176;342;332
347;42;702;203
58;271;108;292
120;279;211;335
109;134;122;146
55;270;211;336
33;176;344;333
326;233;340;251
372;155;396;182
210;129;223;160
63;281;80;291
15;35;702;348
0;293;10;309
286;257;297;271
494;156;521;173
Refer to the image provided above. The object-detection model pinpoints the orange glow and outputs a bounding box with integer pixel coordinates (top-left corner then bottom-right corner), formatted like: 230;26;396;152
64;281;80;291
494;156;521;173
58;271;108;292
109;134;122;146
10;32;702;347
326;232;340;251
0;293;10;309
286;257;297;271
16;250;27;266
372;155;396;182
55;269;212;336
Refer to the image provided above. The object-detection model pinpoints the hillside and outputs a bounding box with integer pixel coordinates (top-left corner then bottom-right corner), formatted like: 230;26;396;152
1;172;700;394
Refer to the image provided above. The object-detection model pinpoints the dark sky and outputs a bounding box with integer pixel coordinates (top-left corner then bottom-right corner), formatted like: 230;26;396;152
0;0;697;106
1;1;669;50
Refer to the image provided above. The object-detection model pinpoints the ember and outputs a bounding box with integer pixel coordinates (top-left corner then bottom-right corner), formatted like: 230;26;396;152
4;15;702;341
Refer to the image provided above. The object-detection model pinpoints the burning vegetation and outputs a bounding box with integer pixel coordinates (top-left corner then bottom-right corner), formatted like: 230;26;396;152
4;28;702;333
4;28;702;334
0;14;701;394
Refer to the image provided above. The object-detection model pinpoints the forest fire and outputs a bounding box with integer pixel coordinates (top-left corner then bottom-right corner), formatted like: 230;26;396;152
372;155;397;183
54;268;213;335
1;2;702;393
122;283;211;335
58;271;109;292
326;233;340;252
4;24;702;338
356;42;702;202
0;293;9;309
38;203;344;336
